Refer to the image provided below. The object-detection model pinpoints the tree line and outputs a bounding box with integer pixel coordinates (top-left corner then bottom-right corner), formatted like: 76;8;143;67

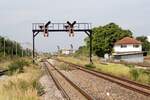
0;36;32;57
75;23;150;57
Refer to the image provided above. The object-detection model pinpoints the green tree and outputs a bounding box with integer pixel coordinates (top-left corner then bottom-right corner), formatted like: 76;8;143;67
136;36;150;53
0;35;31;57
74;46;89;57
86;23;133;57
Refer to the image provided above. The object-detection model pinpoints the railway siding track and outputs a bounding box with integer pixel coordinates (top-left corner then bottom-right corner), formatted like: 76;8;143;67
44;61;95;100
0;69;8;75
55;58;150;96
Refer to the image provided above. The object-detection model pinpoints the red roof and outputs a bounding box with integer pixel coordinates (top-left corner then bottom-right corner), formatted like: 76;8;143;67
115;37;141;45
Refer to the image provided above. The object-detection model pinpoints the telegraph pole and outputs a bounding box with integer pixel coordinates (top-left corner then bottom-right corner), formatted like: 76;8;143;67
15;41;17;56
22;49;24;57
11;43;13;57
3;37;5;57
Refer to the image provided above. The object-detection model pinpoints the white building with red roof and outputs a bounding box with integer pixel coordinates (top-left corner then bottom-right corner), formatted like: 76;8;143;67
147;36;150;42
113;37;143;63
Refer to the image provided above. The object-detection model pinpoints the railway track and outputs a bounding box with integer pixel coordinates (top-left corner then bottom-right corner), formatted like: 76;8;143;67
43;62;70;100
0;69;8;76
55;58;150;96
43;61;95;100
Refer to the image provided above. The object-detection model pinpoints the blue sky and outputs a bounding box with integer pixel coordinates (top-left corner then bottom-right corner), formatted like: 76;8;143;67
0;0;150;52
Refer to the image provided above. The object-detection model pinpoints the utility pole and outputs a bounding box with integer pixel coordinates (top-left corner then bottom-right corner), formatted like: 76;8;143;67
20;42;32;57
3;37;5;57
22;49;24;57
11;43;13;57
27;49;28;56
15;41;17;56
20;42;24;57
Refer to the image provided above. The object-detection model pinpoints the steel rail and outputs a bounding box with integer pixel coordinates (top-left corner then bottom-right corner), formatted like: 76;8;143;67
46;61;95;100
0;69;8;76
43;62;70;100
55;59;150;96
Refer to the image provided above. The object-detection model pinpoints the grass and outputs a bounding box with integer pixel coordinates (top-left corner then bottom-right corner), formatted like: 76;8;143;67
0;56;30;70
58;56;89;66
58;56;150;85
129;68;150;84
0;57;12;70
6;59;30;75
0;58;43;100
85;63;96;69
56;62;75;71
95;63;131;78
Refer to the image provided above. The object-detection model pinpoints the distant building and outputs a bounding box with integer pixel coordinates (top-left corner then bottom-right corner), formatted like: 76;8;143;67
61;49;75;55
112;37;143;63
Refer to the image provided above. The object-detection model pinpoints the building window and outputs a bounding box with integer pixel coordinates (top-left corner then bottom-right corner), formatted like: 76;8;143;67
121;45;127;48
133;44;139;48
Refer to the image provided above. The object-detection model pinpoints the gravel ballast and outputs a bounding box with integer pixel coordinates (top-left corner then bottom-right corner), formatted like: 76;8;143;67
51;59;150;100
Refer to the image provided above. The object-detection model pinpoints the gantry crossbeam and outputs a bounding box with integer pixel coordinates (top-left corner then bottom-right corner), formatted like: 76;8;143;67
32;21;93;64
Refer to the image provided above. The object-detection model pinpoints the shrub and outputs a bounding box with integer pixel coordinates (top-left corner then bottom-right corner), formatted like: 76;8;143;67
32;80;45;96
58;63;68;70
0;59;41;100
126;64;134;68
130;68;139;81
18;80;30;91
57;63;75;71
148;74;150;85
130;68;144;81
85;63;96;69
7;60;29;75
144;69;150;74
